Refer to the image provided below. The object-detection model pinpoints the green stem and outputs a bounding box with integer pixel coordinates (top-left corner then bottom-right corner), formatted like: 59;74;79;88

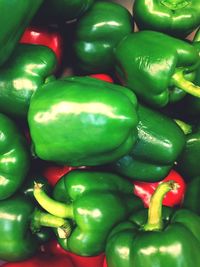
33;182;74;219
171;70;200;98
174;119;192;135
143;181;176;231
31;209;72;238
160;0;189;9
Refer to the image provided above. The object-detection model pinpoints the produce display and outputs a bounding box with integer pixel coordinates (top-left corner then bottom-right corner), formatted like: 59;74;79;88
0;0;199;266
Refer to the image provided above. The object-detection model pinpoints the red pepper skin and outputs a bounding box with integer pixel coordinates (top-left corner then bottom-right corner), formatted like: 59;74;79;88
2;254;73;267
41;239;105;267
20;26;63;65
133;170;186;208
90;74;114;83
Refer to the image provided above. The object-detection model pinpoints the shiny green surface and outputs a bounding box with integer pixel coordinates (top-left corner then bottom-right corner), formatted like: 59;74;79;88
28;76;138;166
0;113;30;200
0;0;43;66
114;31;199;108
106;204;200;266
35;170;143;256
0;44;56;118
183;176;200;215
133;0;200;37
177;124;200;179
0;195;38;261
111;104;185;181
34;0;94;23
74;1;133;72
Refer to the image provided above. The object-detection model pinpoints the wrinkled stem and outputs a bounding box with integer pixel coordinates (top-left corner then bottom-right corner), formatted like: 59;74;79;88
171;71;200;98
33;182;74;219
143;181;177;231
31;209;72;238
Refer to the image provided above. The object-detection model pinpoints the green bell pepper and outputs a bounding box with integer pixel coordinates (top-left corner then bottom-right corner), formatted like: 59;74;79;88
133;0;200;37
0;113;30;200
74;1;133;73
28;76;138;166
0;0;43;66
114;30;200;108
0;194;71;261
106;181;200;267
0;44;57;118
183;176;200;215
33;170;143;256
34;0;94;23
176;121;200;180
110;104;185;182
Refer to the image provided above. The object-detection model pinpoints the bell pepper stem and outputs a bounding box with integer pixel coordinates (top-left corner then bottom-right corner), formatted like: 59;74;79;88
174;119;192;135
171;70;200;98
31;209;72;238
143;180;177;231
33;182;74;219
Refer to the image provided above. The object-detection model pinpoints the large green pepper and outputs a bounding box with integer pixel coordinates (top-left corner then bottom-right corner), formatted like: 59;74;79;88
133;0;200;37
74;1;133;73
34;0;94;23
106;181;200;267
0;195;71;261
0;44;56;118
0;0;43;66
176;121;200;180
110;104;185;182
28;76;138;166
114;31;200;108
0;113;30;200
183;176;200;215
33;170;143;256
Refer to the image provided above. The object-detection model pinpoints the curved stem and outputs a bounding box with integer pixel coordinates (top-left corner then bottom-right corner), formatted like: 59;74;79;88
31;209;72;238
174;119;192;135
171;71;200;98
33;183;74;219
143;180;177;231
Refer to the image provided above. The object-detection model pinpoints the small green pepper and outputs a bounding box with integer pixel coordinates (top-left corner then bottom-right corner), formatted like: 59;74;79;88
114;31;200;108
33;170;143;256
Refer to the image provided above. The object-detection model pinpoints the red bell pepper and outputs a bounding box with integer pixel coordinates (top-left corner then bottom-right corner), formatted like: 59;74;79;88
133;169;186;208
42;164;88;186
90;74;114;83
20;26;63;65
2;253;73;267
41;239;105;267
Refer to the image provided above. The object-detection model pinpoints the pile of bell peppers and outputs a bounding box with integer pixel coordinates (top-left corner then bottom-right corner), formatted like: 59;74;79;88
0;1;199;266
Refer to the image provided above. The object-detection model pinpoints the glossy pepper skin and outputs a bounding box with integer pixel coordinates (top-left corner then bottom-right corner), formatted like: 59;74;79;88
111;104;185;182
74;1;133;73
0;113;30;200
28;76;138;166
114;31;200;108
0;194;72;261
177;123;200;180
33;0;94;24
133;170;186;207
183;176;200;215
20;26;63;65
0;44;56;118
105;182;200;267
0;0;43;66
33;170;143;256
133;0;200;37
